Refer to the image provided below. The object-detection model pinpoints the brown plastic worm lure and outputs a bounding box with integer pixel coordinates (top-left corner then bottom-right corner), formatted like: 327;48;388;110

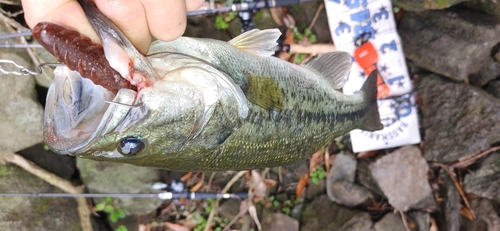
32;22;135;94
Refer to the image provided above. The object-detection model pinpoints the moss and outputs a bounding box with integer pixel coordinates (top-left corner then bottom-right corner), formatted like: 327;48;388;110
0;165;12;177
35;198;53;214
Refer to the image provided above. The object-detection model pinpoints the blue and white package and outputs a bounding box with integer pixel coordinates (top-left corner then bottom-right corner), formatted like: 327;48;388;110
324;0;421;152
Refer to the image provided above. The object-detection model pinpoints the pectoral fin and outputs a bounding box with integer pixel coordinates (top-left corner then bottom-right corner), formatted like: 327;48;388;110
245;75;284;111
304;51;352;89
228;29;281;56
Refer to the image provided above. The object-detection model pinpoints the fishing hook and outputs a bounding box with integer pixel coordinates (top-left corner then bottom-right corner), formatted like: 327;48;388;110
0;58;63;76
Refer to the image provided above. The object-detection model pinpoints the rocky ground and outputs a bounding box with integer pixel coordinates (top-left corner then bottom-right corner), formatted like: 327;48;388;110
1;0;500;231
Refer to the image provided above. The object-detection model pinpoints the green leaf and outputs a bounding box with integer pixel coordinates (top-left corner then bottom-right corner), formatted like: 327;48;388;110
228;11;237;20
269;195;275;201
105;197;113;203
43;144;50;151
294;53;306;63
95;202;106;211
273;200;280;207
104;205;114;213
110;212;119;223
282;207;291;215
117;208;126;218
215;16;229;30
115;225;128;231
309;34;317;43
312;177;319;185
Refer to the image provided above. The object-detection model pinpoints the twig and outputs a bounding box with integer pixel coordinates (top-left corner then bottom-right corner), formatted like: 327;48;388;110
0;8;23;17
399;211;411;231
307;3;324;31
453;146;500;169
207;172;216;188
439;164;474;219
204;171;247;231
0;0;20;5
287;43;336;55
223;200;249;231
0;153;93;231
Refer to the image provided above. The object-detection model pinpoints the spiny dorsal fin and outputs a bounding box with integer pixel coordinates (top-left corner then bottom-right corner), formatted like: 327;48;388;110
245;74;284;111
228;29;281;56
304;51;352;89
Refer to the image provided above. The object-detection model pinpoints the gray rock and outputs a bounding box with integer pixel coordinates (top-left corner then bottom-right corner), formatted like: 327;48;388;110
463;151;500;202
327;181;371;208
290;202;305;222
328;152;357;183
408;211;430;231
373;213;405;231
369;146;436;212
77;159;163;215
262;212;299;231
399;9;500;82
338;212;374;231
0;164;82;231
218;199;242;222
486;80;500;99
392;0;467;11
469;61;500;88
326;152;372;207
301;194;373;231
438;169;460;231
462;198;500;231
0;25;43;153
356;160;384;197
305;178;326;200
463;0;500;16
417;74;500;162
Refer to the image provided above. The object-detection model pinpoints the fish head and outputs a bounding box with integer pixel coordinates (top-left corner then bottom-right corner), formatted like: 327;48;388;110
43;66;193;162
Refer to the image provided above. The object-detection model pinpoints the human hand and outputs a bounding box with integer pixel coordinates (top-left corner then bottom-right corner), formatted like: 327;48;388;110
22;0;205;54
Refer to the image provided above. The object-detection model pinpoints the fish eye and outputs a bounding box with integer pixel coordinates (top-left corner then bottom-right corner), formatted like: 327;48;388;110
117;137;144;155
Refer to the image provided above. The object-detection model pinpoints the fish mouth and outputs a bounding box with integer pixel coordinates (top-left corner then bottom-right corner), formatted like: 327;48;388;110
44;66;137;155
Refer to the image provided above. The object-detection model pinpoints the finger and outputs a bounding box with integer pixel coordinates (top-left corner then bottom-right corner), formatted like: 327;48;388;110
186;0;205;11
22;0;99;42
141;0;187;42
95;0;151;53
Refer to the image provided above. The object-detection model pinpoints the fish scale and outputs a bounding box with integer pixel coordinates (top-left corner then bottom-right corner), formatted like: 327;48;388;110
39;0;382;171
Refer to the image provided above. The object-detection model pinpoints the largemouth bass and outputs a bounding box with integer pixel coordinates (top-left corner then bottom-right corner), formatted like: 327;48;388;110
38;0;382;171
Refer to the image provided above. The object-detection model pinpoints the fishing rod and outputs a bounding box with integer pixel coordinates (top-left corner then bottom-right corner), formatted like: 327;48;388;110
0;0;320;48
0;182;248;200
188;0;317;17
0;192;248;200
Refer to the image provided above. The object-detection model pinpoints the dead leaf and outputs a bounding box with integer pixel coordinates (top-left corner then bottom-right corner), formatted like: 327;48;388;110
264;178;277;189
296;173;309;198
356;150;379;159
248;203;262;231
180;172;193;182
164;222;190;231
325;148;331;173
460;206;475;221
430;217;438;231
190;181;204;192
138;223;147;231
309;149;325;171
250;170;267;202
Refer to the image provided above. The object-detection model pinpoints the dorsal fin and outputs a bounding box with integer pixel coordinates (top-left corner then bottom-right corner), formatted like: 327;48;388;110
304;51;352;89
228;29;281;56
